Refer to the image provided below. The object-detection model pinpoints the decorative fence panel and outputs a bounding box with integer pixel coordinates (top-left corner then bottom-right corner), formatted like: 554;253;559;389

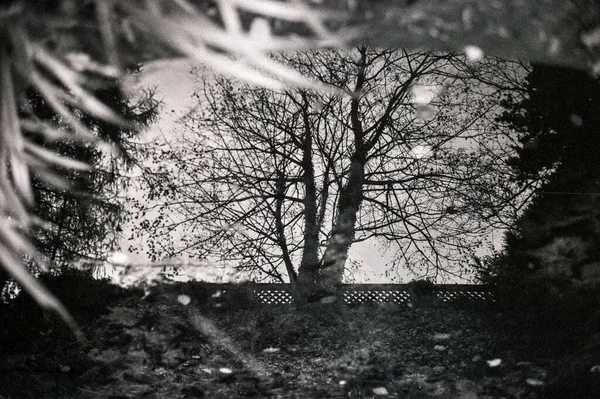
254;287;294;304
243;283;495;305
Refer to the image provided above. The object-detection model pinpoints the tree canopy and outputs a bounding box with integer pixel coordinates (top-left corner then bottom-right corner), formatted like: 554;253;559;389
132;48;528;298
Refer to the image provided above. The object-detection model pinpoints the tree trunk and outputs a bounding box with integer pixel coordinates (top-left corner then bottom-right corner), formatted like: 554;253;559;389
274;170;297;285
296;94;322;301
318;47;369;296
319;158;365;293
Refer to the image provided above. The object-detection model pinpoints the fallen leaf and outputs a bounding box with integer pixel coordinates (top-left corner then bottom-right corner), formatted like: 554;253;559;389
177;295;191;305
319;295;337;304
372;386;388;395
262;347;280;353
433;333;451;341
526;378;544;387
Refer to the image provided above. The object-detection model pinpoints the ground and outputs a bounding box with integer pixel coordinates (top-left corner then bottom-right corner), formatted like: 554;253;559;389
0;276;599;398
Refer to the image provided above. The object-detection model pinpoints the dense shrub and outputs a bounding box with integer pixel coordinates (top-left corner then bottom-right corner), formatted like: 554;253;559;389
407;278;437;307
477;251;600;335
0;268;134;347
176;281;260;311
220;281;260;310
37;268;132;314
407;278;436;295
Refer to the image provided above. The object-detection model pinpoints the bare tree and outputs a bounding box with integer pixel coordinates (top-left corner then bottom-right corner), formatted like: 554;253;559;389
133;47;527;299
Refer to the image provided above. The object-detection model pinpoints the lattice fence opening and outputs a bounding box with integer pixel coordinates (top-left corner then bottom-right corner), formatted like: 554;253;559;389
254;289;294;304
436;290;496;303
343;290;411;304
390;290;412;304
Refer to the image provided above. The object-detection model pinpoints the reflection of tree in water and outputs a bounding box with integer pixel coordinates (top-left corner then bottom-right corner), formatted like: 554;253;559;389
0;2;600;398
